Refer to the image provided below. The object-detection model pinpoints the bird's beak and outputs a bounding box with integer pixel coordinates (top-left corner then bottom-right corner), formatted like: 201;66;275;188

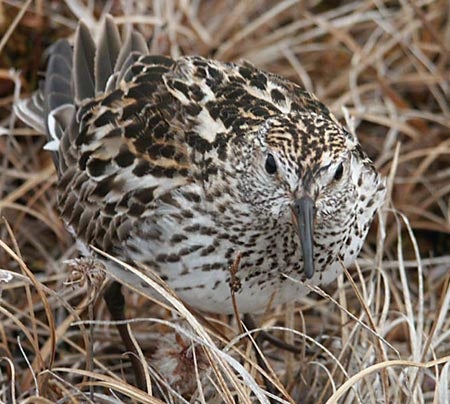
292;196;315;279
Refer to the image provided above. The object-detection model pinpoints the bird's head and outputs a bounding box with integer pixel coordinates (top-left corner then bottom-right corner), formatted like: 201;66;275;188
233;112;383;279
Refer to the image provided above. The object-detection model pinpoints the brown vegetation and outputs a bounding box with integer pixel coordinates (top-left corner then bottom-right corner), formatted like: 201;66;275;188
0;1;449;403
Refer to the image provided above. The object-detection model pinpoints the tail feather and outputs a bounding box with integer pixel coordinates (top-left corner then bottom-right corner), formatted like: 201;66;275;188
73;21;96;102
44;54;72;110
14;15;152;173
45;50;72;83
115;30;148;73
95;15;121;93
14;90;46;134
44;39;74;115
107;30;148;92
45;104;75;152
43;39;74;165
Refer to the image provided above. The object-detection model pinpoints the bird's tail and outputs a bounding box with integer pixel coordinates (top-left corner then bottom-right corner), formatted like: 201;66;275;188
14;15;148;171
15;40;73;150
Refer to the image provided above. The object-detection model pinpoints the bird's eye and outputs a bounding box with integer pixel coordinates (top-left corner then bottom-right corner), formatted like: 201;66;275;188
265;154;277;174
333;163;344;181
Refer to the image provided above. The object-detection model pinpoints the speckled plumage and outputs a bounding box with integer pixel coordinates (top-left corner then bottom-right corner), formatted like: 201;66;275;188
16;17;386;314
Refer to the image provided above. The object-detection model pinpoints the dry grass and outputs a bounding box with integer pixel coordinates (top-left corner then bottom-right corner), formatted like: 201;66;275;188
0;1;449;403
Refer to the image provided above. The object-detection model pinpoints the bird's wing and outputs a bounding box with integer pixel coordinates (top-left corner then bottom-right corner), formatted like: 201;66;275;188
47;18;195;251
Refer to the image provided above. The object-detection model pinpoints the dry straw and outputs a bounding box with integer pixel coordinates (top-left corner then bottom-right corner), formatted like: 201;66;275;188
0;1;448;403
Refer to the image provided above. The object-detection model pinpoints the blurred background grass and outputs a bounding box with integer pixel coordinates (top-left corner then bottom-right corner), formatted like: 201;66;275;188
0;1;449;403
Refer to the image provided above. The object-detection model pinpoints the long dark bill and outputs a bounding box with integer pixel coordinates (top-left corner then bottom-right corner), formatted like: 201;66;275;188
293;196;315;279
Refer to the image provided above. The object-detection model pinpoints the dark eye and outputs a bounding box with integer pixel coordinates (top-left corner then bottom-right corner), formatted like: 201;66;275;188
265;154;277;174
333;163;344;181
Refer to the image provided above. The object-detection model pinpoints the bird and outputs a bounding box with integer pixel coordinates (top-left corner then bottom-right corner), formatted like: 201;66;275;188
16;15;385;313
15;15;385;379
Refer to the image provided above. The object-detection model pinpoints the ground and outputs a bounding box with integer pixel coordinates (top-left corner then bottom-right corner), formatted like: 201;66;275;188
0;1;449;403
